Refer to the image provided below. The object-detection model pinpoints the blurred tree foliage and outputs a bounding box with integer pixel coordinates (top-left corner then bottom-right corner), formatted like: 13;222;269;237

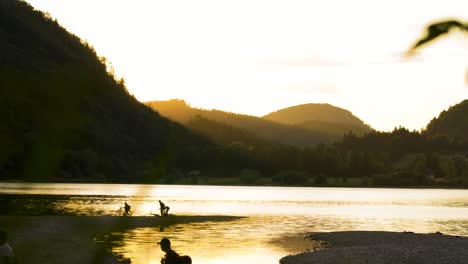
408;19;468;82
409;20;468;51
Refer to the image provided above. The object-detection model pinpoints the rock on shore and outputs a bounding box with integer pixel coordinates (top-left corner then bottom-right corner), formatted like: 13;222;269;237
280;231;468;264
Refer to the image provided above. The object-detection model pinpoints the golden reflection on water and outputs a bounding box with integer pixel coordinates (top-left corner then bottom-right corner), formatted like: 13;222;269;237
96;214;468;264
97;217;315;264
3;183;468;263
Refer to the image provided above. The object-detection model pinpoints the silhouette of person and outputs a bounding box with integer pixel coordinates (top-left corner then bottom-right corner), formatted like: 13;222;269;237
158;238;179;264
124;202;131;216
158;200;170;216
0;230;16;264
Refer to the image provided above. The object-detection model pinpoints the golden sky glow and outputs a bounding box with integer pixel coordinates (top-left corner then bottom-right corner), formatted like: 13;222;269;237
26;0;468;131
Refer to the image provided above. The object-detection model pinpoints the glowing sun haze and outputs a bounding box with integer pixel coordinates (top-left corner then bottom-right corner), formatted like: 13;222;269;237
26;0;468;131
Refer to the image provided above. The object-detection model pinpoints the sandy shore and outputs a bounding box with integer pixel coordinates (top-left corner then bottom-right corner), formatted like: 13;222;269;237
280;231;468;264
0;215;240;264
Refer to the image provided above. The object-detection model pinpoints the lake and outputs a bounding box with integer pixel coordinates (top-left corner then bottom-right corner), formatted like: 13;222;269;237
1;183;468;264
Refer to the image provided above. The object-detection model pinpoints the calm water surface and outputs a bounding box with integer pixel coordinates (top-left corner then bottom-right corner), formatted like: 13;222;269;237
2;183;468;264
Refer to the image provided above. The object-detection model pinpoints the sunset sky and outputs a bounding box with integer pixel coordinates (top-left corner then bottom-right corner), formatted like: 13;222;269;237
26;0;468;131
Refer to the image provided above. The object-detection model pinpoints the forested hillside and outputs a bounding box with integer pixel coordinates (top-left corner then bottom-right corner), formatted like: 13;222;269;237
426;100;468;143
0;0;255;182
146;99;366;146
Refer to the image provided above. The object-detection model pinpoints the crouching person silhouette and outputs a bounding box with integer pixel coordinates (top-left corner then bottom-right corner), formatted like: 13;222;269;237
158;200;170;216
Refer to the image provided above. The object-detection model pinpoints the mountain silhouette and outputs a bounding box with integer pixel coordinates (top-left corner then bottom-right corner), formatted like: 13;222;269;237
0;0;252;182
263;103;371;137
147;100;371;146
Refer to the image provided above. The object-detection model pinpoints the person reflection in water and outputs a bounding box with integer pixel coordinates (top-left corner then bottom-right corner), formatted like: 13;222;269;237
159;224;168;232
158;238;179;264
158;200;170;216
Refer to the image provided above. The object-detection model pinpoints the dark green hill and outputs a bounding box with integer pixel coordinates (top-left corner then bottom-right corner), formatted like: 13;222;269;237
146;100;334;146
426;100;468;143
0;0;252;182
186;115;301;171
263;103;372;137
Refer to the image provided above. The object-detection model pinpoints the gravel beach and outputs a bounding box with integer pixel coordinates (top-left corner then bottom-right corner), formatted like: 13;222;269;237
0;215;240;264
280;231;468;264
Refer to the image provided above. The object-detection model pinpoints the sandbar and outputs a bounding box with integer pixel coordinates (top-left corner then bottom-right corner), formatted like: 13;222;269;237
280;231;468;264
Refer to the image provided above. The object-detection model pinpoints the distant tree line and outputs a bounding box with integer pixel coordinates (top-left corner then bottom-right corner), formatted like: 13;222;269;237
184;114;468;187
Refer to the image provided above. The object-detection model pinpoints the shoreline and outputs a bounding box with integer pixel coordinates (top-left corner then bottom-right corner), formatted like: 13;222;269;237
0;215;240;264
280;231;468;264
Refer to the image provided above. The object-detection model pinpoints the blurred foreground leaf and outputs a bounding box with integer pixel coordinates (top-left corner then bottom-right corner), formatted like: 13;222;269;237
408;19;468;83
